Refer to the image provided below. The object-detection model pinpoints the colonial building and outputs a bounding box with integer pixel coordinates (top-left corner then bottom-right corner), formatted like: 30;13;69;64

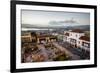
79;36;90;51
37;35;57;44
21;31;37;43
21;31;58;44
21;32;32;43
63;29;90;51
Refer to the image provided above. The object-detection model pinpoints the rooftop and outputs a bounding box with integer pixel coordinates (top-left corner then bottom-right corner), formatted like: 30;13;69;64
70;29;84;33
37;34;57;39
65;32;69;36
79;36;90;41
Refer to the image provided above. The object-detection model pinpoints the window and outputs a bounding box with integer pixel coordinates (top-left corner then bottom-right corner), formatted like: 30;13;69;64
76;34;77;37
79;41;80;44
82;42;90;48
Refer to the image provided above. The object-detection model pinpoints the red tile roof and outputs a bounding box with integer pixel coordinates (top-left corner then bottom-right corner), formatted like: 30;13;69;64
71;29;84;33
37;35;56;39
65;33;69;36
79;36;90;41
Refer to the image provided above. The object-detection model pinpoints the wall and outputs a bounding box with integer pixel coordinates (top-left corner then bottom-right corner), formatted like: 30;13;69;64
0;0;99;73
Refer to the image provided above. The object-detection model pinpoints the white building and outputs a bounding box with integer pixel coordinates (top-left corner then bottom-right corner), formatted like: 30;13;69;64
63;29;90;52
79;36;90;51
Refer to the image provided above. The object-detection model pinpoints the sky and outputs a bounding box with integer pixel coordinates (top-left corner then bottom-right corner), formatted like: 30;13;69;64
21;10;90;28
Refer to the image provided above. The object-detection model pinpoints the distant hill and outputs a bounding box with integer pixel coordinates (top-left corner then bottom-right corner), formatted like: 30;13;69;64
65;25;90;31
22;24;90;31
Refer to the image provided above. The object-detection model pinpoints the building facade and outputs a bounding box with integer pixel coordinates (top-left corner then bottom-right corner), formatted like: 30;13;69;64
63;29;90;52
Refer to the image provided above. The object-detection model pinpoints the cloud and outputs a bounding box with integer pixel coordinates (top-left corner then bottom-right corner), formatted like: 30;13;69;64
49;18;78;26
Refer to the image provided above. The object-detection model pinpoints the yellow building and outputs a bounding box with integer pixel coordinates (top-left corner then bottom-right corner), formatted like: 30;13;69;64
21;32;32;42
